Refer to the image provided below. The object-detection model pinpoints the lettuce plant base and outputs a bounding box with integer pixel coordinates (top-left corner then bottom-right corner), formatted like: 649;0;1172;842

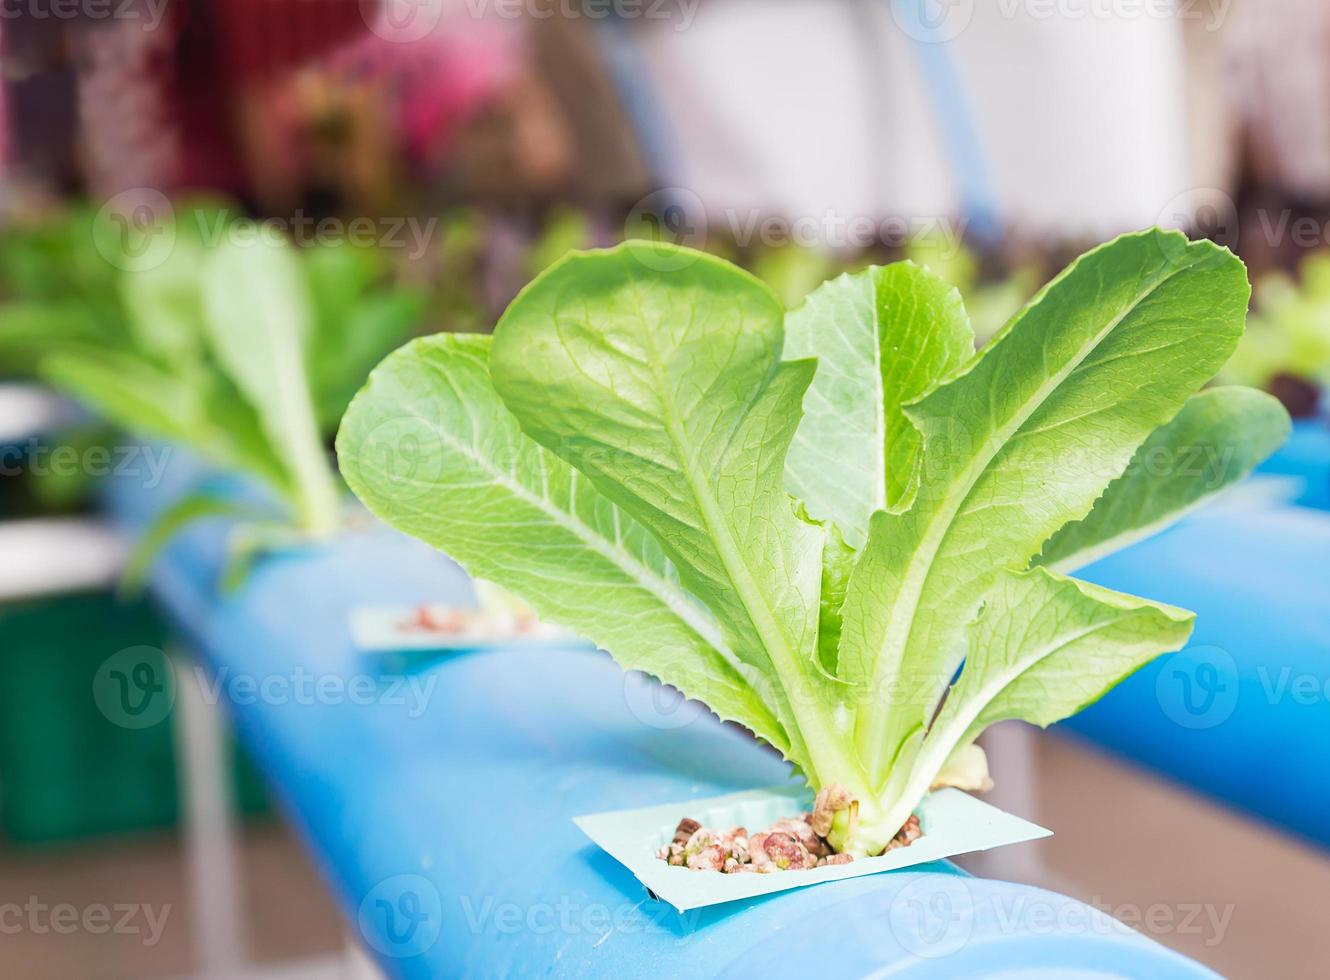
574;785;1052;912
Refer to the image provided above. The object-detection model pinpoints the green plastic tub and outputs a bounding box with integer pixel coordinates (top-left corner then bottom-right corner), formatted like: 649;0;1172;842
0;590;267;845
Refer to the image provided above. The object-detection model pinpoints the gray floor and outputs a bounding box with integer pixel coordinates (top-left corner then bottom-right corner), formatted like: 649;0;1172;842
0;821;343;979
995;732;1330;980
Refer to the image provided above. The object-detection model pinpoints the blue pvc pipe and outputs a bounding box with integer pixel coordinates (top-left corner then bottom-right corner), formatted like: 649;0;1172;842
1070;503;1330;849
101;467;1216;979
890;0;1003;243
1256;419;1330;510
593;17;686;188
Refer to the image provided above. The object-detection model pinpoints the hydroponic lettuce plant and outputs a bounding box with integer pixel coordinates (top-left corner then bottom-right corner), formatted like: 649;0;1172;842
338;229;1288;856
1;203;422;586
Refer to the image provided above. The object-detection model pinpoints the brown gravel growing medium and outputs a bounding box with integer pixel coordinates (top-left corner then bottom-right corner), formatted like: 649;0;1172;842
657;813;922;873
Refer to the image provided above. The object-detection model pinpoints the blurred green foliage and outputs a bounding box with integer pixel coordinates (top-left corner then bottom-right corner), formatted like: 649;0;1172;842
906;232;1042;345
0;200;425;581
1224;252;1330;396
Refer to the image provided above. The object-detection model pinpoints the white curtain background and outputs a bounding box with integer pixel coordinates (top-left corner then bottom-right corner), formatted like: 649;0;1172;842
636;0;1196;241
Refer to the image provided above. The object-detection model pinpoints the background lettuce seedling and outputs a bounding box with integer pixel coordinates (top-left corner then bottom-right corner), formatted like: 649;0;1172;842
1221;250;1330;414
0;205;423;587
338;229;1289;857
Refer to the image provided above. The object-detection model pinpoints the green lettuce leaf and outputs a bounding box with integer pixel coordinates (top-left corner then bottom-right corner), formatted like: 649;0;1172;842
200;234;339;535
336;332;791;756
489;241;863;788
784;263;974;546
851;566;1194;854
118;221;210;372
40;349;203;445
0;302;110;372
40;349;292;495
1037;386;1292;572
948;569;1193;736
813;517;856;677
838;230;1248;779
